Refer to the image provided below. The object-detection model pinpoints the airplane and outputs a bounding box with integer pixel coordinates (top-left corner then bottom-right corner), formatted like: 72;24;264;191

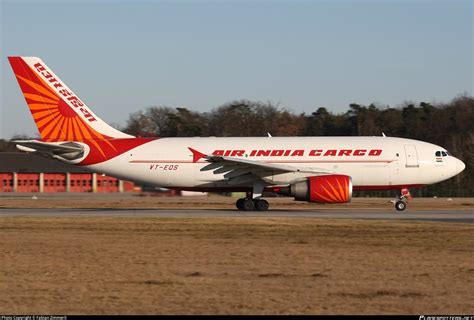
7;56;466;211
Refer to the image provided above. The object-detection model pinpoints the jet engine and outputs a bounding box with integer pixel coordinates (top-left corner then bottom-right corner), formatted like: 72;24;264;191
276;174;352;203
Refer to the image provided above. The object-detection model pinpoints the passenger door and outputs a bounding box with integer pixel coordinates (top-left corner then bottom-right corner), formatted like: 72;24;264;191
404;145;419;168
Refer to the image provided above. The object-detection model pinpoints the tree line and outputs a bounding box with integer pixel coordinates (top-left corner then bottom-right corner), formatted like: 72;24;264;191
1;95;472;196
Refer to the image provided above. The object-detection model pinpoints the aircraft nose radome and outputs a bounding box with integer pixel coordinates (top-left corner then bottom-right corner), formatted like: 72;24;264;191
456;158;466;174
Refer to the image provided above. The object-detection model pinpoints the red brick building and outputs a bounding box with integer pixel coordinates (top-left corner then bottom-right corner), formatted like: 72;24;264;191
0;153;136;193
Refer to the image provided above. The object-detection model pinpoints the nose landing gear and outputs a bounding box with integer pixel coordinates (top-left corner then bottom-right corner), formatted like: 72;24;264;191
394;188;411;211
395;198;407;211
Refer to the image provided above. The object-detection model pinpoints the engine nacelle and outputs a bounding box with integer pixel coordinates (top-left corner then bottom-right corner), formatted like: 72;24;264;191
276;174;352;203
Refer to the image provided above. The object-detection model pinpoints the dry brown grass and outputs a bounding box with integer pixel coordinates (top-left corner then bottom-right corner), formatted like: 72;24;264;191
0;216;473;314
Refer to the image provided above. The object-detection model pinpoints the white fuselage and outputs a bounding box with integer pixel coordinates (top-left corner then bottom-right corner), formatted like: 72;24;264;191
86;136;465;191
9;56;465;203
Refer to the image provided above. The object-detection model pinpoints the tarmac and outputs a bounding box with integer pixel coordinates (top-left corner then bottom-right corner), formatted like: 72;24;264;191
0;208;472;223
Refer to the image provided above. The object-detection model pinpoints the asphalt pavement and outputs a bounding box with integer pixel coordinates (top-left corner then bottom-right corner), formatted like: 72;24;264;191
0;208;472;223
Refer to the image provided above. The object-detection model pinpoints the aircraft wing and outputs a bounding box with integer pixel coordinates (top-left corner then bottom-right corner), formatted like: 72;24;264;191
189;147;328;185
14;140;85;161
203;155;319;173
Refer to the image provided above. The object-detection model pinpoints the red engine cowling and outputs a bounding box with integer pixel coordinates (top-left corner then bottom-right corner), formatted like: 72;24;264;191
276;174;352;203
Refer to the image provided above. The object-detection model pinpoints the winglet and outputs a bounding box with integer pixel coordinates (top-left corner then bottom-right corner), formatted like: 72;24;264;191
188;147;207;163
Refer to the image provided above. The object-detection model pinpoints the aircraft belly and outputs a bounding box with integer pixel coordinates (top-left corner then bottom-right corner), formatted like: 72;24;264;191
359;163;390;186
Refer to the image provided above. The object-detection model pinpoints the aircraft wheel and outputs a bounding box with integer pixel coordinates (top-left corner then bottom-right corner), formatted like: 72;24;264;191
236;198;245;210
395;201;407;211
254;199;269;211
241;198;255;211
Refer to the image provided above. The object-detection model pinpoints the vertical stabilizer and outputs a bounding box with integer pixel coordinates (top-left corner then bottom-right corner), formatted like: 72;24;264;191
8;56;133;141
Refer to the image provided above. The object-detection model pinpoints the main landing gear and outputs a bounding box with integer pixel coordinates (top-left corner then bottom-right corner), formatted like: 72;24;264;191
236;197;269;211
236;183;269;211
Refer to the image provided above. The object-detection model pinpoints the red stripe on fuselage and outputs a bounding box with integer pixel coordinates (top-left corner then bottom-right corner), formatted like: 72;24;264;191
169;184;425;193
353;184;425;191
129;159;396;164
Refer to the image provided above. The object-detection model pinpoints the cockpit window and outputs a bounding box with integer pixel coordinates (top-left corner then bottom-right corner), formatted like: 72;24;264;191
435;151;441;157
442;151;448;157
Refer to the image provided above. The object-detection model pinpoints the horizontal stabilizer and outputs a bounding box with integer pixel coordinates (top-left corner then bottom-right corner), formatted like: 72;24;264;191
14;140;85;161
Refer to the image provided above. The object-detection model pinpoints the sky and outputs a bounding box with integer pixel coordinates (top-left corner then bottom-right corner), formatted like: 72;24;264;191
0;0;472;139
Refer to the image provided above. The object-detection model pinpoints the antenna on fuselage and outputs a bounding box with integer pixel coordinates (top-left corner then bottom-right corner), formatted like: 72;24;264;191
267;133;272;137
382;132;387;137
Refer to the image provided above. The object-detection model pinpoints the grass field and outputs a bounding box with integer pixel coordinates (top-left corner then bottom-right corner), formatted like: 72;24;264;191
0;213;473;314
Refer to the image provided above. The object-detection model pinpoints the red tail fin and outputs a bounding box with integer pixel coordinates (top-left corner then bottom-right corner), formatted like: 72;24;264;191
8;56;132;142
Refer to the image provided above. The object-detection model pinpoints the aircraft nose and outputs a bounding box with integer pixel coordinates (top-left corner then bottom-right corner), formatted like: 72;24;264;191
455;158;465;174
